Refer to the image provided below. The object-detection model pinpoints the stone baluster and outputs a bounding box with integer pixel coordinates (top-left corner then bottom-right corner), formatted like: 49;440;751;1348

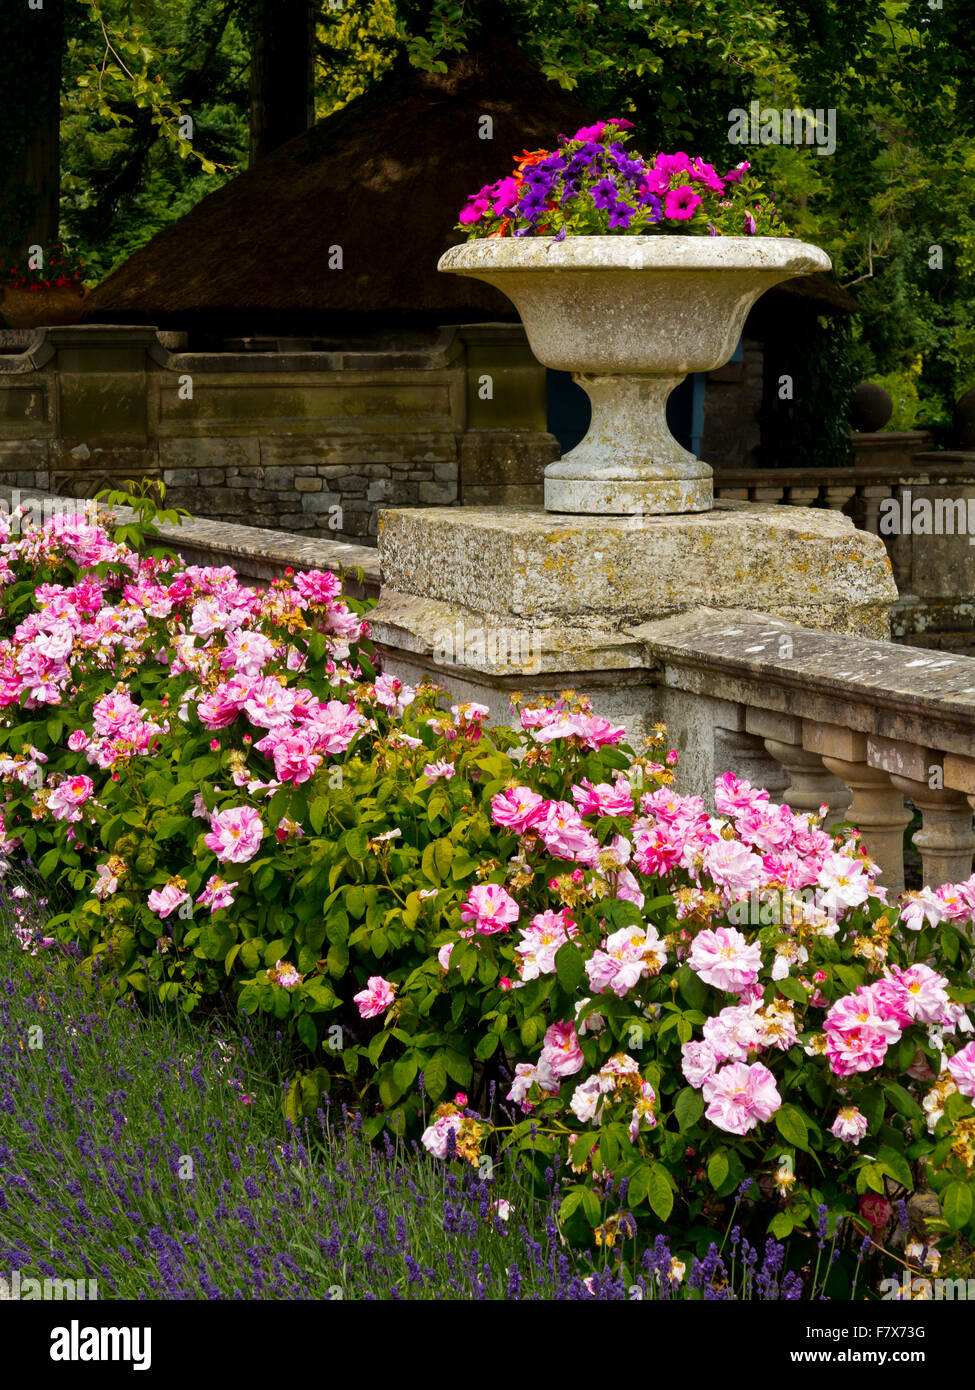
945;753;975;828
803;722;911;894
870;738;975;888
859;484;893;536
714;486;750;501
750;485;785;505
743;709;852;827
822;484;857;512
786;485;822;508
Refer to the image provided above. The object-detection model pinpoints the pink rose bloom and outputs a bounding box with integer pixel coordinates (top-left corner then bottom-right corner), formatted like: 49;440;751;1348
825;986;905;1043
459;883;520;935
859;1194;892;1232
47;774;94;822
197;677;252;730
702;1061;781;1135
947;1042;975;1099
701;838;767;895
293;569;341;606
585;925;666;998
204;805;265;864
688;927;762;994
539;1021;584;1080
898;887;947;931
491;785;546;834
197;875;235;911
255;729;320;785
536;800;600;862
514;909;577;981
67;729;89;752
421;1111;464;1156
220;628;275;676
147;882;190;918
273;960;302;989
681;1039;721;1090
570;778;634;818
304;699;363;756
437;942;454;971
887;963;952;1026
507;1059;559;1110
423;760;455;783
714;772;770;817
830;1106;868;1145
353;975;396;1020
825;1025;890;1077
373;673;415;717
243;676;297;729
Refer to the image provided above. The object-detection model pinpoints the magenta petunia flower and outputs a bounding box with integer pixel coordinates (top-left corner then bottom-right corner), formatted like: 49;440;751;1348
664;185;703;221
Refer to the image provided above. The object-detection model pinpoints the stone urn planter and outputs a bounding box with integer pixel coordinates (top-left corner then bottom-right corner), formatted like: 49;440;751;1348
0;283;86;330
439;235;831;515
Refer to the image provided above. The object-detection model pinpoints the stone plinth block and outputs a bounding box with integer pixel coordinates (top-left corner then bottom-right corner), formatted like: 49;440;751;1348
371;500;898;741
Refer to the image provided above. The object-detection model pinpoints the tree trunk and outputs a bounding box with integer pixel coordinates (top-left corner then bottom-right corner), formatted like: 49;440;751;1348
249;0;315;166
0;0;64;271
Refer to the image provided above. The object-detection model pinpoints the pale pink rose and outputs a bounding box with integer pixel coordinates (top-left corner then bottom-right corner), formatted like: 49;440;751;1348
514;909;577;981
423;760;455;783
701;838;767;895
714;771;770;817
688;926;762;994
539;1021;584;1080
437;942;454;971
507;1059;558;1109
273;960;302;989
681;1039;721;1090
204;805;265;864
352;975;396;1019
421;1112;464;1158
220;628;275;676
373;674;415;717
459;883;519;935
147;882;190;918
947;1042;975;1099
585;925;667;998
830;1106;868;1145
702;1061;781;1135
47;774;94;822
92;861;120;899
196;875;235;911
898;886;947;931
887;964;952;1026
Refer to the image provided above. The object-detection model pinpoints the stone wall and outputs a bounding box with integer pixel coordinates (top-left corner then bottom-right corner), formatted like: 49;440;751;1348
0;322;559;546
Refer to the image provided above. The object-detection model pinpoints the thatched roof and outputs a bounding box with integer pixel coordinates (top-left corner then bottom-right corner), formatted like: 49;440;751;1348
80;32;600;338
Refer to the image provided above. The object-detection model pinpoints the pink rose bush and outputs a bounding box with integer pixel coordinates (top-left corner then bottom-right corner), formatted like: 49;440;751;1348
4;500;975;1263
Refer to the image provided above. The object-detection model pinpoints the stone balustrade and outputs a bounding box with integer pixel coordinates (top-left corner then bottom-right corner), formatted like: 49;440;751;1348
714;453;975;653
639;606;975;893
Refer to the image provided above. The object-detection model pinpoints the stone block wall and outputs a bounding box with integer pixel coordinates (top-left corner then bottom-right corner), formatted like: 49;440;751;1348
0;322;559;546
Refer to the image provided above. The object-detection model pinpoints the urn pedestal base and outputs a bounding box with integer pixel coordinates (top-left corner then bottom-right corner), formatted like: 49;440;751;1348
544;475;713;515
